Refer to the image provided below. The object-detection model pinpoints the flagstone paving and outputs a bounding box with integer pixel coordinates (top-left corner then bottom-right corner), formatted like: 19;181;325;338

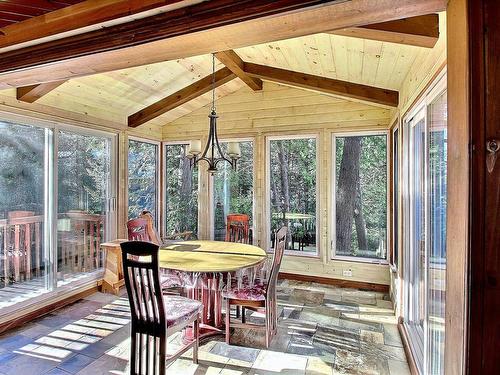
0;280;410;374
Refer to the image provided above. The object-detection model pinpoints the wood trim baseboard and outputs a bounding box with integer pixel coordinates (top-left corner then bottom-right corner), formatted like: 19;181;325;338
0;285;99;335
398;319;420;375
278;272;389;293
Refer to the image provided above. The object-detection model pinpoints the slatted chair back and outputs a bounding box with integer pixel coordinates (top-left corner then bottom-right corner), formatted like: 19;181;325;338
225;214;250;244
121;241;166;375
127;218;150;242
266;226;287;297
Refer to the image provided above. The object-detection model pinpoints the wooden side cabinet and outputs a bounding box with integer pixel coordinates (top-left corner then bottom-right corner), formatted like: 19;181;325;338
100;239;127;295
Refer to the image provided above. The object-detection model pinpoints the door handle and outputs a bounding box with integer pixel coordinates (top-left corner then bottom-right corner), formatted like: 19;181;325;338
486;139;498;173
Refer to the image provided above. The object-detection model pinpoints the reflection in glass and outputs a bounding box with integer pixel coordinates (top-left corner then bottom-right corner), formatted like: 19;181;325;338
128;140;158;220
213;141;253;242
427;92;447;375
165;144;198;238
0;121;49;309
57;131;111;285
335;135;387;260
269;138;317;254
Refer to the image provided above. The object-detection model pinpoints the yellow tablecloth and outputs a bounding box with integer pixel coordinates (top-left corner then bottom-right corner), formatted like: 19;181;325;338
159;240;267;273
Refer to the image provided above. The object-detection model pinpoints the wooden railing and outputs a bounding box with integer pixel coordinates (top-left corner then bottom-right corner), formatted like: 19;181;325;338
0;211;105;287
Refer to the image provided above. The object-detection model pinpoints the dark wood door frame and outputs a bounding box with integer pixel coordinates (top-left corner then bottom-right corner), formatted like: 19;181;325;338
467;0;500;374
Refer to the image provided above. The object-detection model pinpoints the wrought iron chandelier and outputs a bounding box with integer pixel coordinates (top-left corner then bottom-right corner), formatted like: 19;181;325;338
187;54;241;174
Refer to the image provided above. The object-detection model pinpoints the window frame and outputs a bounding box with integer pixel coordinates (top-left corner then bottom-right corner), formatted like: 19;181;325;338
331;130;390;264
209;137;256;243
265;133;320;258
402;71;447;375
162;140;201;239
127;136;161;230
391;124;400;271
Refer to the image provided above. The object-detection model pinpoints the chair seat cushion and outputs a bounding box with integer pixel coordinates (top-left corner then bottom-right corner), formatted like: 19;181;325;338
163;295;202;328
222;278;267;301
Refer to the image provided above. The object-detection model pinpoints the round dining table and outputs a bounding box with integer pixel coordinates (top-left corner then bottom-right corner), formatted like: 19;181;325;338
159;240;267;340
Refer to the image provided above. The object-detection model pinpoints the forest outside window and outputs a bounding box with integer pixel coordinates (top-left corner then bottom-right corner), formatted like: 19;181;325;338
212;140;253;242
333;133;388;261
164;143;199;239
128;139;159;222
268;136;318;255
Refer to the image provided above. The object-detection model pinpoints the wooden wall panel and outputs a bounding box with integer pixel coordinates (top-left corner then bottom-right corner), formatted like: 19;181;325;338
398;12;447;115
163;82;392;285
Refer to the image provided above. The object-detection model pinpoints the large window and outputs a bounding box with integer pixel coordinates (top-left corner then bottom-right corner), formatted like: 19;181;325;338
128;139;159;221
333;133;388;261
164;143;199;238
213;140;253;242
268;136;318;255
0;119;116;313
403;75;447;375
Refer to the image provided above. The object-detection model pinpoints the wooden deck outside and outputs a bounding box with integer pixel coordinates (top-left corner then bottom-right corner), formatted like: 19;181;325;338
0;211;106;290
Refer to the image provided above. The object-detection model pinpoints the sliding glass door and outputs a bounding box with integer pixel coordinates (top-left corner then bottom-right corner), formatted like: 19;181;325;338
0;118;116;313
57;129;115;285
403;74;447;374
0;121;51;309
404;107;426;370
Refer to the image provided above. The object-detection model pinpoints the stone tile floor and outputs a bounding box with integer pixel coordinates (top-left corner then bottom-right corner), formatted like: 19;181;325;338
0;280;410;374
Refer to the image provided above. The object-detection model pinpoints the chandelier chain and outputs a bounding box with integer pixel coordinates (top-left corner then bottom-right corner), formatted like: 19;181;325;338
211;53;216;112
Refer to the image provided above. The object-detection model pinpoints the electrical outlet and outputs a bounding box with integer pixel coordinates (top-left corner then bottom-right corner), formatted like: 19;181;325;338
342;269;353;277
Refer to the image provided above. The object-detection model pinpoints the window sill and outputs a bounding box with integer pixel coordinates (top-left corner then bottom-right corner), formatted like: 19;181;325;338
331;255;389;266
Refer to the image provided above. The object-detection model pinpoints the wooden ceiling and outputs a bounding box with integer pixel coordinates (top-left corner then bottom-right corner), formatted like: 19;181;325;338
0;0;445;131
0;0;84;28
0;30;437;128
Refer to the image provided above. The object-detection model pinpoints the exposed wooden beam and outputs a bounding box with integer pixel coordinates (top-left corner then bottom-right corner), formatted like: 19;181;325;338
0;0;194;50
215;50;262;91
16;80;66;103
0;0;447;88
128;67;236;128
243;63;399;107
330;14;439;48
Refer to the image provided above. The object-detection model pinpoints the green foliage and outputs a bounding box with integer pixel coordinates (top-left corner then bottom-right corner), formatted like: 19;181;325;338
0;122;45;217
165;144;198;236
269;138;317;252
128;140;158;219
58;131;110;215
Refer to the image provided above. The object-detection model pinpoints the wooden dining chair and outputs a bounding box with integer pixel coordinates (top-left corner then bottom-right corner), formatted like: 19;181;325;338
127;218;150;242
223;226;287;348
121;241;202;375
139;211;161;245
225;214;250;244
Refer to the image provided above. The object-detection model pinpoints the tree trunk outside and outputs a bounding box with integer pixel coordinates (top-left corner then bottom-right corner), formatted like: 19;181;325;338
336;137;361;254
277;142;291;246
354;178;368;251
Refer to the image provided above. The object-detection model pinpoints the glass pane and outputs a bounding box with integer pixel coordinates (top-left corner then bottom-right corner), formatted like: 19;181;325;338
0;121;49;309
393;129;399;267
165;144;198;238
57;130;111;285
213;141;253;242
405;111;426;368
128;140;158;220
335;135;387;260
427;91;447;375
269;138;317;254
